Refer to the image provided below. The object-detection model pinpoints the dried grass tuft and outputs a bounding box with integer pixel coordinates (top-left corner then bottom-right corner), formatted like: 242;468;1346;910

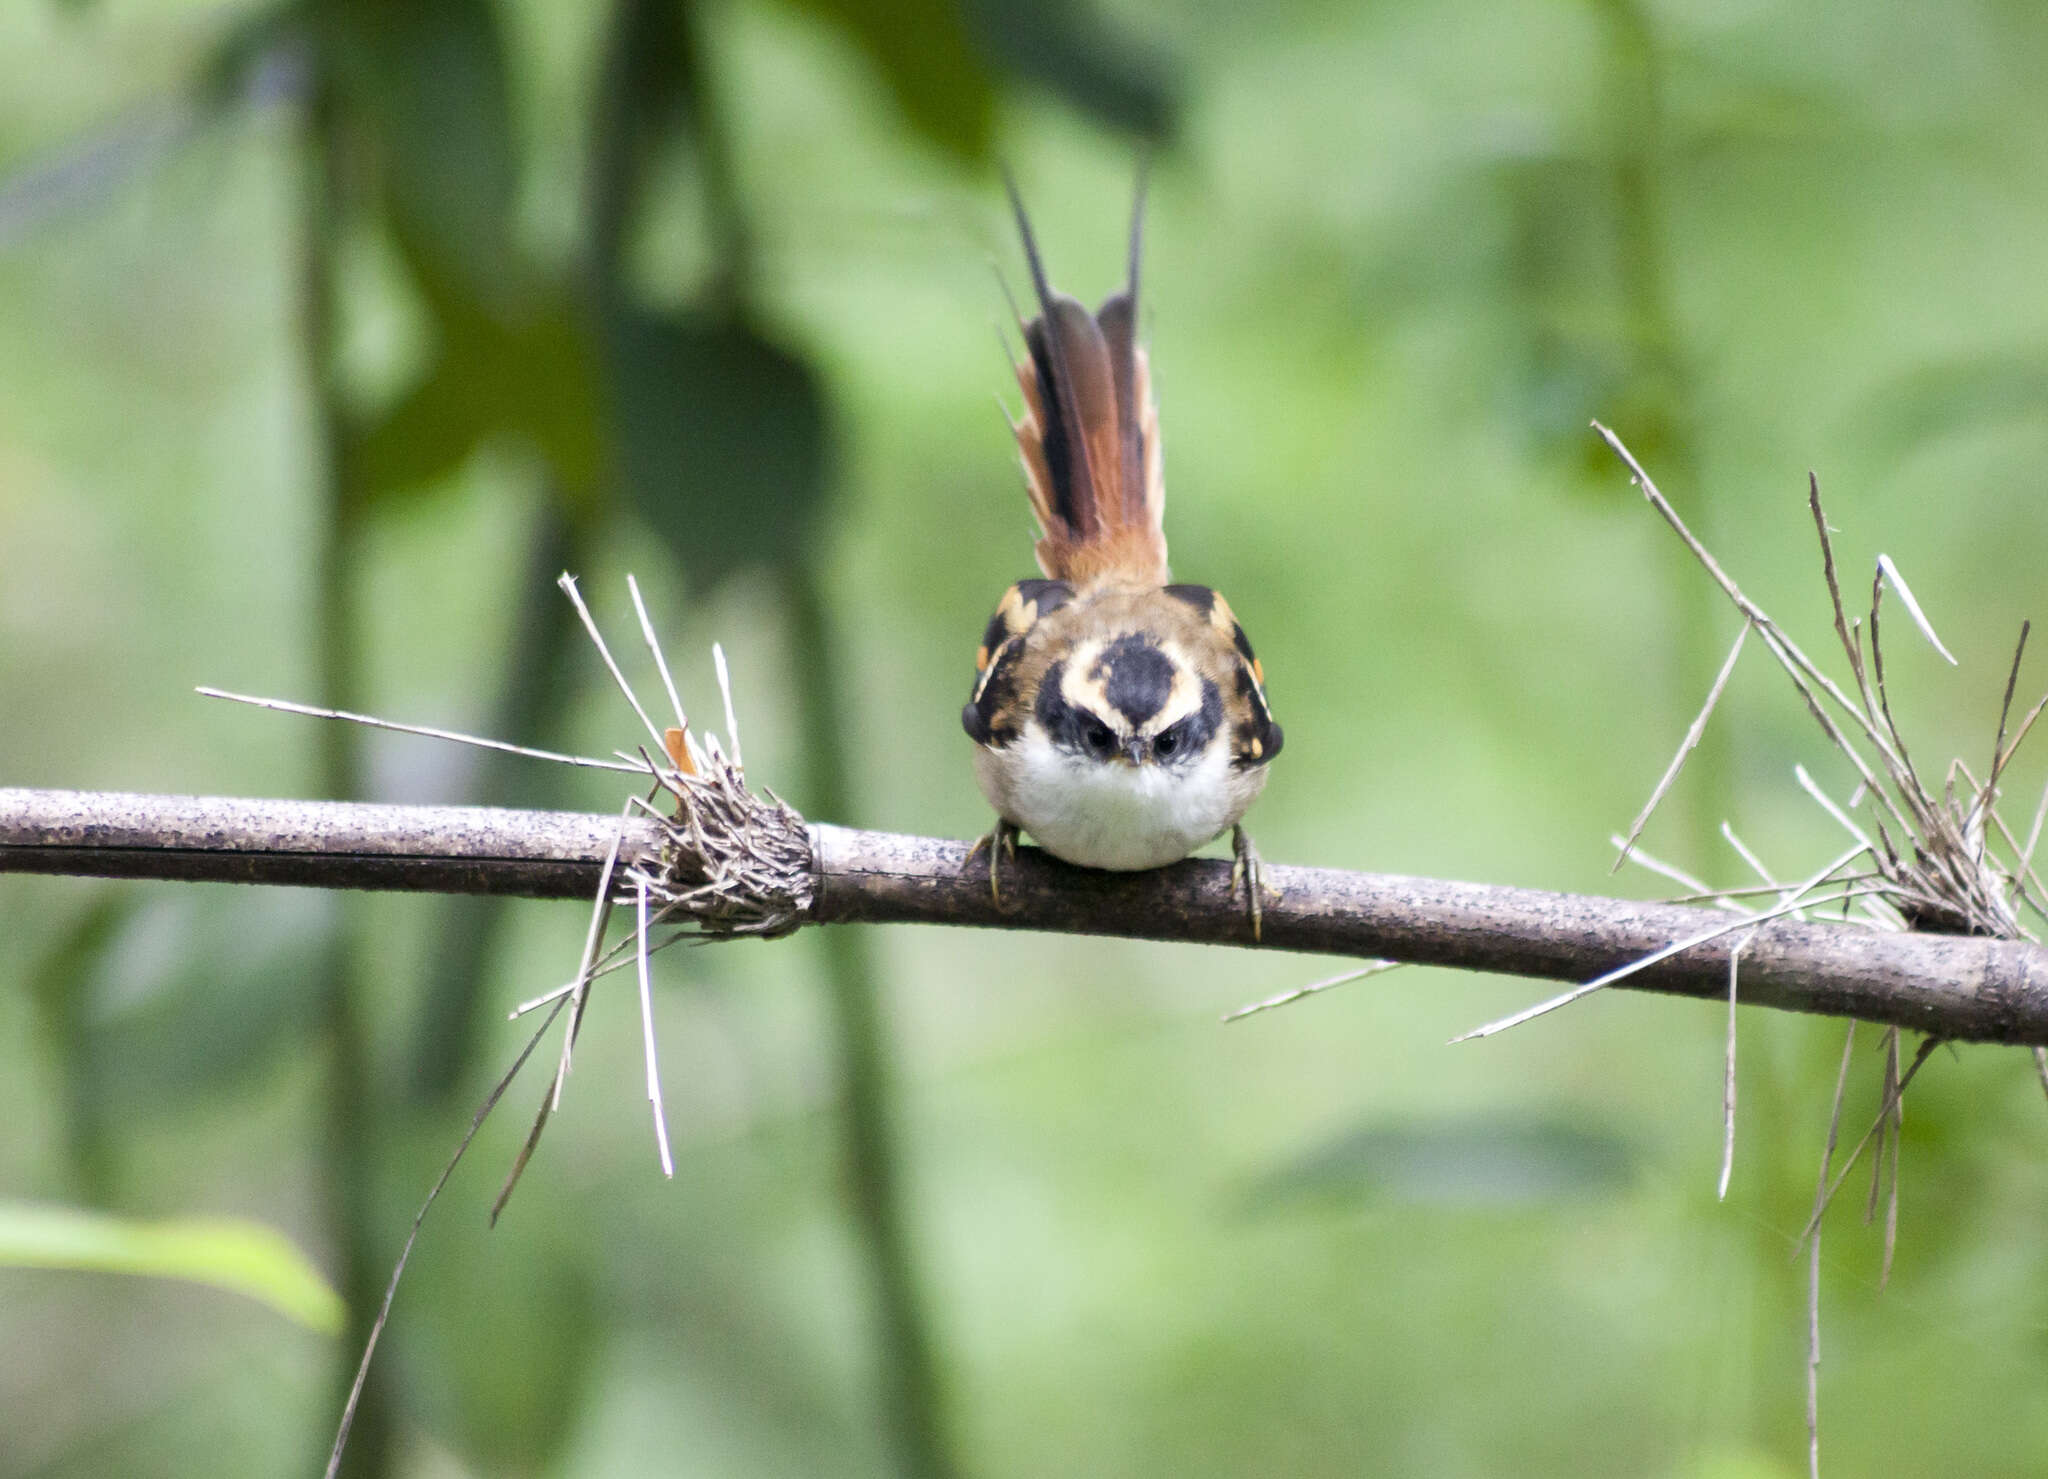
1579;424;2043;1479
269;574;812;1479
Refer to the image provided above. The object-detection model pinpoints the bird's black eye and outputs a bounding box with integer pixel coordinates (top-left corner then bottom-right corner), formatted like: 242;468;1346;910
1153;724;1182;758
1084;718;1115;754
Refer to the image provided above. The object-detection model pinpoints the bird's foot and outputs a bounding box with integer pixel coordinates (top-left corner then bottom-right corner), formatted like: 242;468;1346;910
965;819;1021;909
1230;824;1274;942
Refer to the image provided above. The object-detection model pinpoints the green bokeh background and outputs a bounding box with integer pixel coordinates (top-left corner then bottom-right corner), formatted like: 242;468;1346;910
5;1;2048;1476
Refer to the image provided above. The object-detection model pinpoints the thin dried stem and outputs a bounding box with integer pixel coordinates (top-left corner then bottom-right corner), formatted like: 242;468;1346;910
1719;931;1750;1201
1593;423;1910;785
1865;567;1931;817
552;804;631;1112
1614;621;1751;873
1982;622;2029;810
1454;844;1870;1043
1809;475;1878;728
197;688;644;775
634;878;675;1178
1799;1034;1941;1247
557;572;669;757
1611;837;1734;904
713;643;744;772
1876;554;1958;666
1807;1022;1857;1479
627;574;690;738
1794;766;1877;857
2000;690;2048;792
323;992;568;1479
1224;960;1401;1023
1720;823;1779;891
1880;1028;1903;1288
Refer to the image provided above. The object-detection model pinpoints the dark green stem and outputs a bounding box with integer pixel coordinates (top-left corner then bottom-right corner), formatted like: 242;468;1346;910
788;568;959;1479
1598;10;1785;1440
585;4;951;1464
407;499;588;1102
300;51;389;1479
1598;0;1733;876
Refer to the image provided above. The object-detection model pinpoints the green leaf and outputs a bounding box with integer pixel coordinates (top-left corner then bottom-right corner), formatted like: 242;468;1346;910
605;305;832;586
964;0;1178;141
0;1201;344;1333
356;290;606;505
781;0;996;161
330;0;520;307
320;0;612;508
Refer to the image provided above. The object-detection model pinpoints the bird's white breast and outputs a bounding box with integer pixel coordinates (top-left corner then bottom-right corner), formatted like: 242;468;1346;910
974;728;1267;870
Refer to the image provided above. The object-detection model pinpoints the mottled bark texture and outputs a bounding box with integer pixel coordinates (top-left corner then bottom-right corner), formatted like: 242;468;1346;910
6;787;2046;1044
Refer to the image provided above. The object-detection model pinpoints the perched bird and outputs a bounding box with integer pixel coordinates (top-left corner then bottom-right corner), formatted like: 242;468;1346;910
963;175;1283;932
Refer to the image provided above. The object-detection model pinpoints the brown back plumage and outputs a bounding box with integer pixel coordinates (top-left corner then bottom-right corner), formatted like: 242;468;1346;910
1007;174;1167;590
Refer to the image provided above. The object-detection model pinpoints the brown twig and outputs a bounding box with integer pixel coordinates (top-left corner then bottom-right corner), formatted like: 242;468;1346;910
7;786;2048;1045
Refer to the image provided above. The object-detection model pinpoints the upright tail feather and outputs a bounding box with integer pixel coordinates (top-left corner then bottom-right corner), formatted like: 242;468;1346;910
1006;172;1167;589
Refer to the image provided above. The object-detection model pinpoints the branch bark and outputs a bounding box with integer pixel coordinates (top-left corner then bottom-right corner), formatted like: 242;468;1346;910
5;786;2046;1045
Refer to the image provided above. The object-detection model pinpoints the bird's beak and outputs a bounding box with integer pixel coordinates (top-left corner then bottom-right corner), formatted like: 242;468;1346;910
1121;736;1148;766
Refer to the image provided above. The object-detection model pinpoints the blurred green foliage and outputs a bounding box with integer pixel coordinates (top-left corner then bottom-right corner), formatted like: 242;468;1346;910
6;1;2048;1477
0;1201;343;1333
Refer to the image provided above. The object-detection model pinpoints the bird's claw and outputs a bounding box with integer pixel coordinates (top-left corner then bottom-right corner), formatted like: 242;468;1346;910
1230;824;1272;942
966;819;1021;909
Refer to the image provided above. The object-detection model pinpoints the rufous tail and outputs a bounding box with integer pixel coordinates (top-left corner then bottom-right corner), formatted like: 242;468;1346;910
1006;173;1167;590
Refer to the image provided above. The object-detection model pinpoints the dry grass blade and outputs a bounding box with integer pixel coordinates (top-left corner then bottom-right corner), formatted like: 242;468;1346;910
1593;425;1909;782
1223;960;1401;1022
1808;475;1878;727
2000;688;2048;804
1798;1034;1940;1248
1719;932;1751;1201
552;808;631;1112
1984;621;2030;803
510;976;583;1019
1863;1029;1900;1242
324;993;569;1479
218;575;814;1476
2024;775;2048;882
1595;425;1947;867
713;644;744;772
1876;554;1958;666
627;574;689;737
1611;837;1748;912
1807;1022;1857;1479
1977;804;2048;932
635;877;675;1178
491;879;620;1224
1720;823;1778;890
1613;621;1751;874
1879;1028;1903;1287
1794;766;1876;855
490;1082;557;1228
196;688;644;775
1455;844;1869;1043
1865;565;1923;805
1595;424;2048;1470
558;572;670;756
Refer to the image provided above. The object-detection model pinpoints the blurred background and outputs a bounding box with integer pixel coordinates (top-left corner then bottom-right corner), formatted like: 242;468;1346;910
5;0;2048;1475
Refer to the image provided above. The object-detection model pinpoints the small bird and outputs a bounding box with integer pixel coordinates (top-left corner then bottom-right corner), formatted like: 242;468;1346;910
963;174;1283;932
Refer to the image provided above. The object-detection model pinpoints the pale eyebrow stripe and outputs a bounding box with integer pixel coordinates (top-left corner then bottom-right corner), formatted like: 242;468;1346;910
1143;654;1204;732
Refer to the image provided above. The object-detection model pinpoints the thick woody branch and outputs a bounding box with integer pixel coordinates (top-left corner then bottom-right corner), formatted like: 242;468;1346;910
5;786;2046;1045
